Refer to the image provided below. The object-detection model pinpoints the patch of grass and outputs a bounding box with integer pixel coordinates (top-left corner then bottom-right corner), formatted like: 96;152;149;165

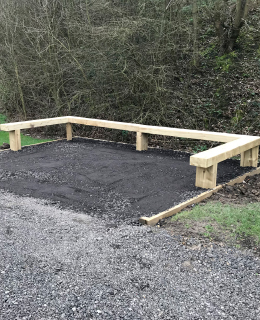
0;114;52;146
0;113;7;123
20;135;52;146
171;202;260;243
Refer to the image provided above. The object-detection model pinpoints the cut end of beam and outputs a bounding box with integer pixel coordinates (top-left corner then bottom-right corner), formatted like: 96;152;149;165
139;217;150;225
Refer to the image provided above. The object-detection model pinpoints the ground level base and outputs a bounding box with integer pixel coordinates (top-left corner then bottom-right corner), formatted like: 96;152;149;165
140;167;260;226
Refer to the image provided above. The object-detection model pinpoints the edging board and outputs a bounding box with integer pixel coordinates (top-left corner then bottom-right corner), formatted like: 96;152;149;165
139;167;260;226
1;137;259;225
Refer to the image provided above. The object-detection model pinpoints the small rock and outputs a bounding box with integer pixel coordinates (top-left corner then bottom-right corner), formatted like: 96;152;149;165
190;244;201;251
225;186;233;193
181;260;193;271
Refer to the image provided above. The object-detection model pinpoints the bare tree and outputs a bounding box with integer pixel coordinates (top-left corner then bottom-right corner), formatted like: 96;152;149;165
213;0;250;54
0;0;259;138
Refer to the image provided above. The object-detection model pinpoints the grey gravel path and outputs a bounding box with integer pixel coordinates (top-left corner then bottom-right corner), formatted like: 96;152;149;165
1;191;260;320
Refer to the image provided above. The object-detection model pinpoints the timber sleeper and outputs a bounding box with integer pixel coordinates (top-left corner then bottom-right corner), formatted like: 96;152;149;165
0;116;259;189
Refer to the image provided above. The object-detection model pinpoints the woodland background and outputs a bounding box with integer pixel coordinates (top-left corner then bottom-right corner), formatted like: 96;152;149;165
0;0;260;147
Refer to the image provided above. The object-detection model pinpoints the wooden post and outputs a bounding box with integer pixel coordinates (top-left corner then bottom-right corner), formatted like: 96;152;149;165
240;146;259;167
9;129;21;151
195;163;218;189
136;132;148;151
66;123;72;141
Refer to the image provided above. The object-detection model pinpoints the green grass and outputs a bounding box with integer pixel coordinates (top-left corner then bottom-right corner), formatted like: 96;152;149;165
171;202;260;242
0;114;52;146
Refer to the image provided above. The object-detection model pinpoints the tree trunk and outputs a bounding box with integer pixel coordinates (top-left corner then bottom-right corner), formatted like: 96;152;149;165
214;0;249;54
226;0;246;52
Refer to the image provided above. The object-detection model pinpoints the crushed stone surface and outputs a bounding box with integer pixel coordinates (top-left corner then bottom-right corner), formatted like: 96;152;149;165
0;139;259;319
0;191;260;320
0;138;253;223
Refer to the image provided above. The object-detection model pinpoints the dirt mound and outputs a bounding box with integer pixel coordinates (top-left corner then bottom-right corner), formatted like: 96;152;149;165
211;174;260;204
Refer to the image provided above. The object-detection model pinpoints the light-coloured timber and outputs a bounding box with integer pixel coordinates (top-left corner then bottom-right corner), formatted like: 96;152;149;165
68;116;243;142
9;130;21;151
195;163;218;189
139;167;260;226
190;137;260;168
139;186;223;226
227;166;260;185
0;116;251;143
136;132;148;151
240;145;259;167
136;124;243;143
17;130;22;150
0;116;69;131
66;123;73;141
68;116;141;133
0;116;249;144
2;116;260;190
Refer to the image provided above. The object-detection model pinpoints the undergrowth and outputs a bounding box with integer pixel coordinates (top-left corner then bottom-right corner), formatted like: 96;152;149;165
0;1;259;137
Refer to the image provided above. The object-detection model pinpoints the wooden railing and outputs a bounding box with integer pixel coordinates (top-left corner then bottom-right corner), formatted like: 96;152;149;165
1;116;259;189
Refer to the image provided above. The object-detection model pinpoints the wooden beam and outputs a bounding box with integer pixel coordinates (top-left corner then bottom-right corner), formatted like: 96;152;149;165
0;116;69;131
9;130;21;151
136;132;148;151
139;185;223;226
68;117;243;142
2;117;260;167
195;163;218;189
139;167;260;226
190;137;260;168
136;124;242;143
240;145;259;167
68;116;141;132
66;123;73;141
1;116;246;143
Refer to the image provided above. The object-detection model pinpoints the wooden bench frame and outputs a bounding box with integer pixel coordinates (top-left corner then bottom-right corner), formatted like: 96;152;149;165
1;116;259;189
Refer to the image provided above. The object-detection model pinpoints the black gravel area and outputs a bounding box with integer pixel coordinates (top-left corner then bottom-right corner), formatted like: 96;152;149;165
0;138;254;224
0;191;260;320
